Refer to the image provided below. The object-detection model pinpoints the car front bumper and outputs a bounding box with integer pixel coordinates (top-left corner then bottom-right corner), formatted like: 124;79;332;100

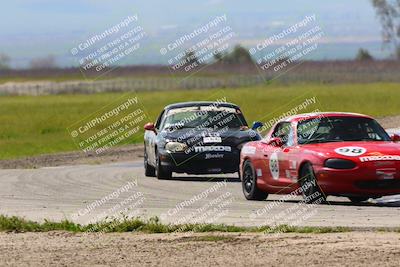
314;165;400;197
158;149;240;174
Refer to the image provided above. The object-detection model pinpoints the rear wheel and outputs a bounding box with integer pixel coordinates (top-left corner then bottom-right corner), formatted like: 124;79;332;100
144;148;156;177
348;196;369;203
242;160;268;201
299;163;326;204
156;153;172;180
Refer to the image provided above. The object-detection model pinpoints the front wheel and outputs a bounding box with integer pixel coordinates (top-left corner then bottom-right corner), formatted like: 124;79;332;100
299;163;326;204
156;153;172;180
242;160;268;201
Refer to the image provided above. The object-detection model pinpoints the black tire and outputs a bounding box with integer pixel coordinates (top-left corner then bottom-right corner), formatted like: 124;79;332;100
156;153;172;180
144;148;156;177
242;160;268;201
348;196;369;203
299;163;326;204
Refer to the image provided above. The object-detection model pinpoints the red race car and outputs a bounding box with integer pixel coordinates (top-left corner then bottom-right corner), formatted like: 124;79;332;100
240;112;400;203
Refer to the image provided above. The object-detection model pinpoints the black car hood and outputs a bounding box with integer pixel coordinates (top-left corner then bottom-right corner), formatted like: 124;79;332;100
159;128;260;147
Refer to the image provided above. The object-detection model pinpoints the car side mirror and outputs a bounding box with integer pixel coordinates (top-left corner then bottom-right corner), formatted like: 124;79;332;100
144;122;156;132
391;133;400;142
266;137;283;147
252;121;263;130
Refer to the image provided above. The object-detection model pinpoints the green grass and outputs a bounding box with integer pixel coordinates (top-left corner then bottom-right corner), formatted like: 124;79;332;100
0;82;400;160
0;215;350;234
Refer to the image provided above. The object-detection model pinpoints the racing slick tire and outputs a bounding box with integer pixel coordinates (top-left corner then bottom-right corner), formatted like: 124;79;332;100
348;196;369;203
156;152;172;180
144;148;156;177
242;160;268;201
299;163;326;204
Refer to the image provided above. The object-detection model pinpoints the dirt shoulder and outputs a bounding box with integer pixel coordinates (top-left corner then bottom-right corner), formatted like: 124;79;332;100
0;231;399;266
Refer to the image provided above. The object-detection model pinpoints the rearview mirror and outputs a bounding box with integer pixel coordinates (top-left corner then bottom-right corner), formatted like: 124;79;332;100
391;133;400;142
144;122;156;132
252;121;263;130
266;137;283;147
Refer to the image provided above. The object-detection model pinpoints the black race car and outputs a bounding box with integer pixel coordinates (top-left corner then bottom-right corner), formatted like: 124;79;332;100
143;101;262;179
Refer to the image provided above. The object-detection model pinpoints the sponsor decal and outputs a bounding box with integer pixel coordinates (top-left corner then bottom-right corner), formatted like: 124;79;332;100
242;146;256;154
194;146;231;153
360;155;400;162
205;153;224;159
256;168;262;177
203;136;222;143
269;152;279;180
334;146;366;157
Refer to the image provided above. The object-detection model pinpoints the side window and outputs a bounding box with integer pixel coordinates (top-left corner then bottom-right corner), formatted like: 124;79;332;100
286;128;295;146
364;122;381;140
272;122;293;146
297;118;325;144
155;110;165;130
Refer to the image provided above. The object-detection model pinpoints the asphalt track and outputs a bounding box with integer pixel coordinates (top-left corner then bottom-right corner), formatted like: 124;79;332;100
0;161;399;228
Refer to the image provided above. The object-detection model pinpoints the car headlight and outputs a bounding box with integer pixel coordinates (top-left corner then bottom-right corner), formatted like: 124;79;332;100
324;158;356;169
165;142;188;152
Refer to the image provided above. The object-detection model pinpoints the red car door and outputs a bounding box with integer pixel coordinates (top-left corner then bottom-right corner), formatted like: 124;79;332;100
262;122;294;189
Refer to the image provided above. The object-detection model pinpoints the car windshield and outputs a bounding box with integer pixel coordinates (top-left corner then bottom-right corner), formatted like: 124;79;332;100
297;116;391;144
161;106;247;130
